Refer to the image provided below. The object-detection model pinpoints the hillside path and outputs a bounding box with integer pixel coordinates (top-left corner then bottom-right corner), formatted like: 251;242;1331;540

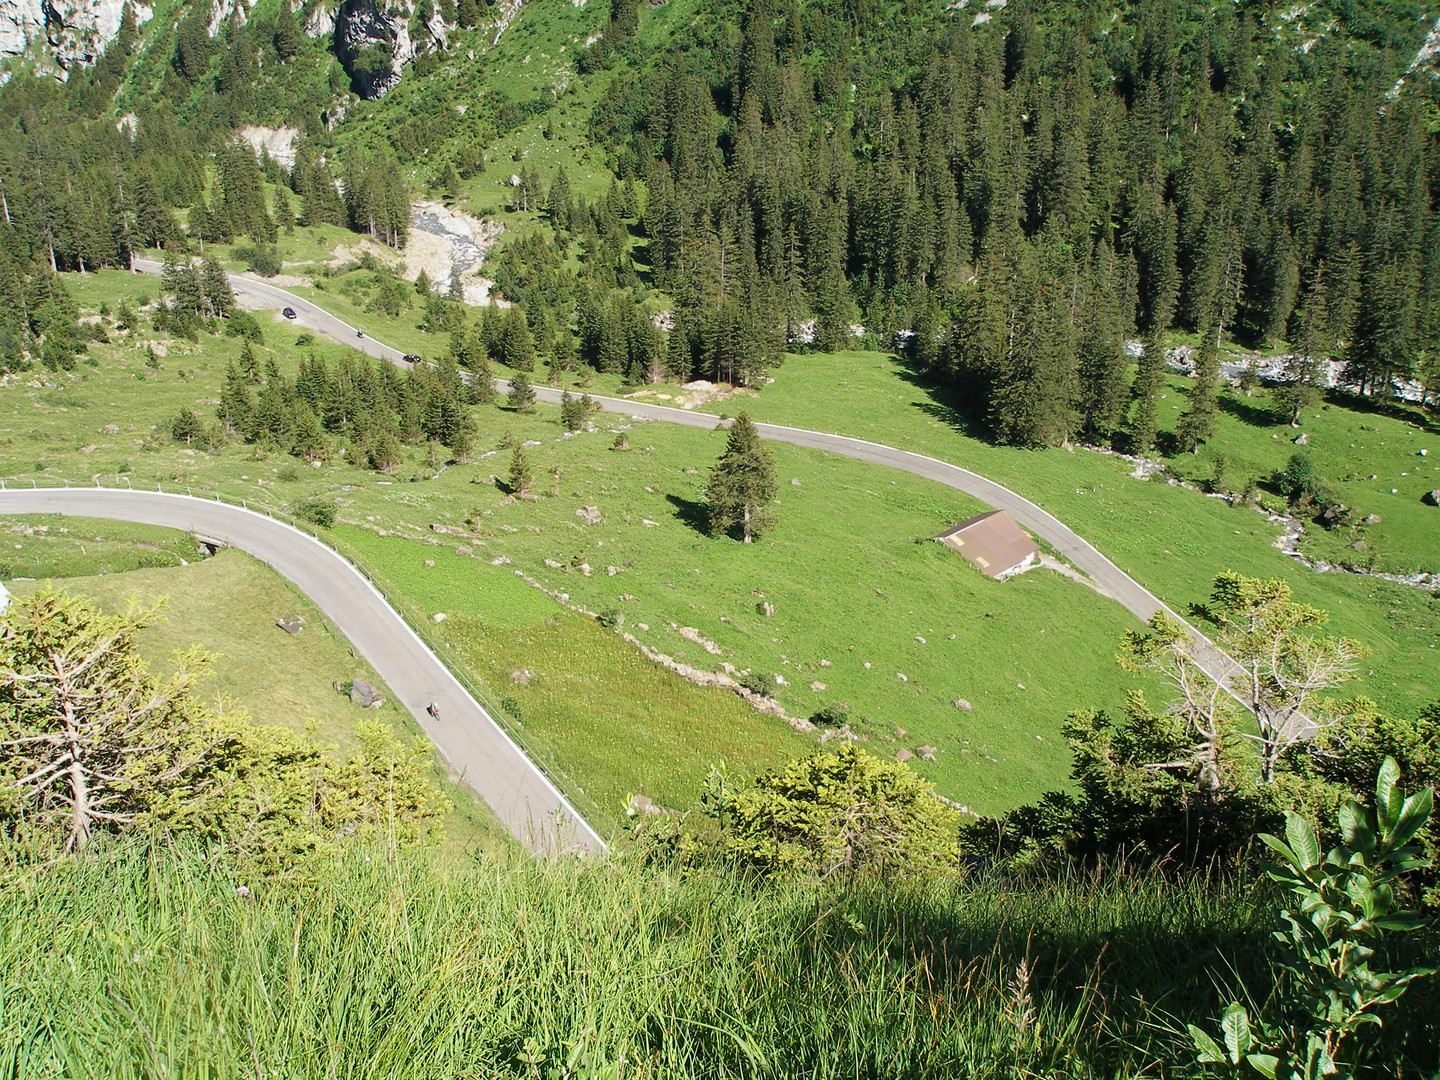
0;487;605;857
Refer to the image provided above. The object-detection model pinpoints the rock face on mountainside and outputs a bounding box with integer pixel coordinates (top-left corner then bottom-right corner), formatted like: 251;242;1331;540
333;0;445;99
0;0;151;71
0;0;442;95
334;0;407;99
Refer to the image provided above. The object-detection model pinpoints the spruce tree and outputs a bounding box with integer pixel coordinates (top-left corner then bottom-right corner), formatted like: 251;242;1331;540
171;407;204;445
508;445;533;498
1175;334;1219;454
559;391;585;432
1128;331;1165;456
367;430;403;474
218;361;256;435
1076;243;1130;443
507;372;535;413
1275;272;1330;424
291;404;328;461
273;2;302;58
705;413;778;543
439;398;476;462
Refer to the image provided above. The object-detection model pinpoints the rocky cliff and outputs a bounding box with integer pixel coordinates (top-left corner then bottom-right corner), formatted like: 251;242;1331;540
0;0;446;97
333;0;446;100
0;0;151;72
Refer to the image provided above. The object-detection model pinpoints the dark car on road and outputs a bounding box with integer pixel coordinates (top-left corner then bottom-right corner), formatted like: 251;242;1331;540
402;354;421;364
282;307;297;319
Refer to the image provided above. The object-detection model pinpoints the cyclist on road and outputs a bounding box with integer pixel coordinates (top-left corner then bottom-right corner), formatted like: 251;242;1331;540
426;701;440;721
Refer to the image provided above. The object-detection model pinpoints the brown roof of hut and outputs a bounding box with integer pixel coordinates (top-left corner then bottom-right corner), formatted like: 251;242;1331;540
934;510;1040;580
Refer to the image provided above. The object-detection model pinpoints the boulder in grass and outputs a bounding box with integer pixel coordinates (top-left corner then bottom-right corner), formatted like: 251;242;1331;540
276;616;304;635
628;794;663;817
349;679;383;708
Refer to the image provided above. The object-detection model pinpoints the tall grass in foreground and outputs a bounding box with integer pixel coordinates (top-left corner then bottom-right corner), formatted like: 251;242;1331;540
1;843;1435;1078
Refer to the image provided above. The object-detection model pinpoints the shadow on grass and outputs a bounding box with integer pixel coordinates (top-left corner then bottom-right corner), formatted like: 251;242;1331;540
665;493;711;537
892;361;995;441
1323;388;1440;434
1218;392;1282;428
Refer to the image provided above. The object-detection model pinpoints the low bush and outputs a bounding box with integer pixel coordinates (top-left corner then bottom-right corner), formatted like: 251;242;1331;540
810;702;851;726
291;497;336;528
738;670;773;697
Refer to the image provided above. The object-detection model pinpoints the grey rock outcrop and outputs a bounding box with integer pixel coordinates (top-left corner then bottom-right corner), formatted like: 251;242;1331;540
349;678;383;708
334;0;405;98
333;0;445;99
0;0;152;73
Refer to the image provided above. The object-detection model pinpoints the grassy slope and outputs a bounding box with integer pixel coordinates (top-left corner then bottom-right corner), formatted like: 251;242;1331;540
740;351;1440;716
5;542;502;849
0;842;1322;1080
0;513;204;578
2;271;1155;820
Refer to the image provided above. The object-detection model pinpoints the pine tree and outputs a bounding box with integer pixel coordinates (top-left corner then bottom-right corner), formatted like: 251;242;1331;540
1175;334;1219;453
291;403;328;461
507;372;536;413
1128;330;1165;456
439;398;476;462
705;413;779;543
508;445;533;497
559;391;586;432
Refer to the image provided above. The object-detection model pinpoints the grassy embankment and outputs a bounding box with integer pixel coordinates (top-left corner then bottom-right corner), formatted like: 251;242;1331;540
0;519;501;849
2;271;1152;828
2;841;1436;1079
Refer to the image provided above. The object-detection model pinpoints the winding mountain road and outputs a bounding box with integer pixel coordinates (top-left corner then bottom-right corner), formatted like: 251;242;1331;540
131;261;1196;627
0;486;604;857
121;260;1247;725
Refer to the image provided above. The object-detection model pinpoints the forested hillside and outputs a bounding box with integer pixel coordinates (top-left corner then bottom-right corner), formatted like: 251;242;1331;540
1;0;1438;443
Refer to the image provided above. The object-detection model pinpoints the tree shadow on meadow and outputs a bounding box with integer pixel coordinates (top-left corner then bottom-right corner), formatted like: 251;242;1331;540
1218;391;1281;428
891;361;994;442
665;493;711;538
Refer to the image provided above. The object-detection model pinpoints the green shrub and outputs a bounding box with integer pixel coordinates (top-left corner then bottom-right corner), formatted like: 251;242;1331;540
738;670;773;697
597;607;624;629
1189;757;1434;1080
224;311;265;342
292;497;336;529
810;702;851;726
702;744;962;878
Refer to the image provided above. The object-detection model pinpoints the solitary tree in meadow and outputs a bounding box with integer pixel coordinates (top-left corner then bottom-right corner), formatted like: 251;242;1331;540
508;444;533;498
706;413;778;543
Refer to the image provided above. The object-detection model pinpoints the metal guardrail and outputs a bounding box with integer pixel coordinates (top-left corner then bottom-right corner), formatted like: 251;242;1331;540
0;475;608;831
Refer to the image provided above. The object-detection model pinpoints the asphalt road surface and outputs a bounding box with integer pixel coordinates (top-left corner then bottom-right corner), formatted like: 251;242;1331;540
127;262;1243;695
0;487;605;857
